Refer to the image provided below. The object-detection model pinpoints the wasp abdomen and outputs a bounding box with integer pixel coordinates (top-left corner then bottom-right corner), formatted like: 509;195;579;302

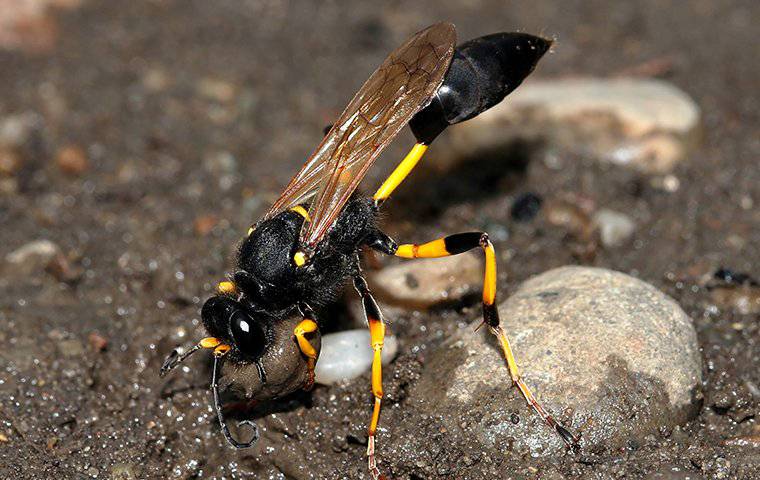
410;32;552;144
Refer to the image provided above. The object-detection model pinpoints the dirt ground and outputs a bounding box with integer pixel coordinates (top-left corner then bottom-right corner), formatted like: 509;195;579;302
1;0;758;478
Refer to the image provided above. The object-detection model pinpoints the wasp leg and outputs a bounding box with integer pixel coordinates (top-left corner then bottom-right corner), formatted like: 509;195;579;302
353;275;386;480
294;305;320;391
160;337;222;377
372;143;429;207
393;232;580;450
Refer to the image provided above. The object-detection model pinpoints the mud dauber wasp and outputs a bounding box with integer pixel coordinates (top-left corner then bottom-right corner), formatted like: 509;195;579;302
161;22;579;478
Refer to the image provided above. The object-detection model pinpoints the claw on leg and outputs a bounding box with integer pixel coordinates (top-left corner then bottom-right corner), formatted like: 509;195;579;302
490;325;580;450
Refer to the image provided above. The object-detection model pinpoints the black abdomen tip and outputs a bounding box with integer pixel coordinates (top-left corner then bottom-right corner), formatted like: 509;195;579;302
410;31;552;144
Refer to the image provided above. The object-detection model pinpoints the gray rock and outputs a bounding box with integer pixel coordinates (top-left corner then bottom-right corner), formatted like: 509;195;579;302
593;208;636;247
369;253;482;310
412;266;702;456
444;78;701;174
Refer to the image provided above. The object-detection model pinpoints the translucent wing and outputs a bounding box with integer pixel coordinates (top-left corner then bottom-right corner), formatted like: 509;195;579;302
266;23;456;251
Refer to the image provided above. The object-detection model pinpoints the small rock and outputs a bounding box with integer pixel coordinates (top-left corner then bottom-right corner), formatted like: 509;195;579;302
111;463;139;480
0;147;22;176
712;268;757;286
510;192;542;222
5;239;62;275
369;254;482;309
0;112;39;147
45;252;82;283
709;285;760;315
203;150;237;175
651;174;681;193
724;434;760;448
645;468;704;480
446;78;700;174
412;266;702;456
543;199;594;239
193;214;218;236
57;338;85;357
593;208;636;247
196;77;237;103
0;432;8;442
0;177;18;195
142;67;171;92
707;269;760;314
314;329;398;385
87;332;108;352
55;145;88;175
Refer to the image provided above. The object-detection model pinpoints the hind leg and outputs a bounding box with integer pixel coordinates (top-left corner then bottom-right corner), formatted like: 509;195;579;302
370;231;579;449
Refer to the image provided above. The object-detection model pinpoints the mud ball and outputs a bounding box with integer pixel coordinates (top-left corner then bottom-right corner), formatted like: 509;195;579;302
411;266;702;456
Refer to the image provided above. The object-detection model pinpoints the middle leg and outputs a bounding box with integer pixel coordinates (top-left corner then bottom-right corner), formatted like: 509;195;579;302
354;275;387;480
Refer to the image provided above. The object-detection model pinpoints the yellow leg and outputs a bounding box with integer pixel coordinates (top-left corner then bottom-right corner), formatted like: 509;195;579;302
394;232;580;448
372;143;428;205
294;318;319;390
353;276;386;480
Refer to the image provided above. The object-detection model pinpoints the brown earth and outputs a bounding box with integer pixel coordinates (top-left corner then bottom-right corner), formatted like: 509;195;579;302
1;0;758;478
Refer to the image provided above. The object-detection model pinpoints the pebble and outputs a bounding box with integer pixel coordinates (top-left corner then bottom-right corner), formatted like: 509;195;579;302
543;199;594;239
56;145;88;175
58;338;85;357
0;147;22;176
203;150;237;175
593;208;636;247
510;192;543;222
142;67;171;92
709;285;760;315
368;254;482;309
193;214;218;236
111;463;139;480
412;266;702;456
0;112;39;147
707;269;760;314
196;77;237;103
87;332;108;352
446;78;700;174
314;329;398;385
5;239;62;275
0;177;18;195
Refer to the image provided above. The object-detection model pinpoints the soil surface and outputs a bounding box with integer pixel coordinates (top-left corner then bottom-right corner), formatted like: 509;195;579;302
1;1;758;479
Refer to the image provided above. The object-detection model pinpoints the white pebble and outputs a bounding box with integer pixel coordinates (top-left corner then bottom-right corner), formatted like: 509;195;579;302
314;329;398;385
593;209;636;247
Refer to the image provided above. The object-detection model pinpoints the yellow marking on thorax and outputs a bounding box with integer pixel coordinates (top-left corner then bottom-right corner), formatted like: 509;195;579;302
289;205;311;222
217;281;237;295
293;250;307;267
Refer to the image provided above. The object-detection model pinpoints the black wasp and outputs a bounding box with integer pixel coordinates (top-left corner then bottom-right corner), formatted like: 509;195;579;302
161;22;579;479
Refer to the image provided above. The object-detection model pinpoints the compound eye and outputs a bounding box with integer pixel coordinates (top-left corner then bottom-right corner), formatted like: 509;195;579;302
229;310;266;359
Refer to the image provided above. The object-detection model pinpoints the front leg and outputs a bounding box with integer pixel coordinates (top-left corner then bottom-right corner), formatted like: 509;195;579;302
294;303;320;391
